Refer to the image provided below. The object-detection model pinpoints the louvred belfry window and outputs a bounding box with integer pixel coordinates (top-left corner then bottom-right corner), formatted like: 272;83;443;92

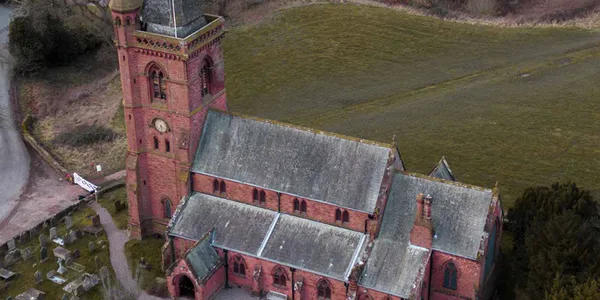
200;59;212;97
150;68;167;101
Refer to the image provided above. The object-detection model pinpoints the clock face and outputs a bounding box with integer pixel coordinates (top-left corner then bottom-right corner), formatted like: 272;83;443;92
154;119;168;133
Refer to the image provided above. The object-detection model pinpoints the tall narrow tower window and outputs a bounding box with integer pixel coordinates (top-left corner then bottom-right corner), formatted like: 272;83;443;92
200;58;212;97
149;66;167;101
153;136;159;150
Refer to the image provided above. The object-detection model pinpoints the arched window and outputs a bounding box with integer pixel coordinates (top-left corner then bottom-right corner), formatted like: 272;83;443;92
335;209;342;222
149;67;167;101
317;279;332;300
153;136;159;150
165;139;170;152
115;17;121;26
300;200;307;214
213;179;219;193
272;266;286;288
443;262;458;290
342;210;350;223
252;188;258;202
232;256;246;277
358;293;373;300
220;181;226;194
259;190;266;204
200;58;212;97
164;199;172;218
125;17;131;26
293;198;299;212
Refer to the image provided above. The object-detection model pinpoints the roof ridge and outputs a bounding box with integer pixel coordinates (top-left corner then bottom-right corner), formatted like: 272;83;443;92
399;171;493;193
207;108;394;149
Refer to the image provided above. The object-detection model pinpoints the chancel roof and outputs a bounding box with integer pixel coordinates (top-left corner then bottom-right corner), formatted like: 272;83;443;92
192;110;392;213
186;236;220;281
170;193;366;280
389;173;492;259
428;157;456;181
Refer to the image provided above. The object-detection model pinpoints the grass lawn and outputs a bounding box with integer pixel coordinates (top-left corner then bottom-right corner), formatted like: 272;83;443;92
124;238;166;294
223;3;600;207
97;186;128;230
0;207;114;300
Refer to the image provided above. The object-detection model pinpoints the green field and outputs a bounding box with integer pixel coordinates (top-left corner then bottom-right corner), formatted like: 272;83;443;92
223;4;600;207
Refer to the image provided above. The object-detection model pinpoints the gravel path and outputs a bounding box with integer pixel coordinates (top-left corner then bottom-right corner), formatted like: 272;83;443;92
91;201;164;300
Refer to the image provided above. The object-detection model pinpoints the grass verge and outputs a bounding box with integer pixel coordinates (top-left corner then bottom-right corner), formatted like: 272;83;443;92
124;238;166;294
97;186;128;230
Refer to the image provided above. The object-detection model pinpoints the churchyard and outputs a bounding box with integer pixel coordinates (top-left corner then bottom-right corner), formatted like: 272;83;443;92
0;206;115;300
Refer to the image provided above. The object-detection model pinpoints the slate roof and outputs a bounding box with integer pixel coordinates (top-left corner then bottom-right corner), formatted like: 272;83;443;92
186;237;220;281
141;0;207;38
359;171;430;297
192;110;391;213
170;193;277;255
170;193;366;280
261;214;365;280
428;157;456;181
389;172;492;259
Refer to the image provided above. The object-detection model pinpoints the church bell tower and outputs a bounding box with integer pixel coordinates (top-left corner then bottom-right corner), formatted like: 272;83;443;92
109;0;228;238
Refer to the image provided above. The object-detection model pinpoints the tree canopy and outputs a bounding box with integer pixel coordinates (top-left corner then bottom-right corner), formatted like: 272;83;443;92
507;182;600;299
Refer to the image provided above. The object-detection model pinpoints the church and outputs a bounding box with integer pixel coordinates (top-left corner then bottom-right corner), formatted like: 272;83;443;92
109;0;503;299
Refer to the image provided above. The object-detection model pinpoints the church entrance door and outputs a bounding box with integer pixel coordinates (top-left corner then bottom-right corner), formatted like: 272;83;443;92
178;275;195;298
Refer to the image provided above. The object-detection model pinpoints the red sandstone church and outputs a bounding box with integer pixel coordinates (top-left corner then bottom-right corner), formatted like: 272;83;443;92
110;0;503;299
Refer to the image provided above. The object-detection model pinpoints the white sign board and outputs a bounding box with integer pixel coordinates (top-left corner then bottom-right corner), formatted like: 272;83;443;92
73;173;99;192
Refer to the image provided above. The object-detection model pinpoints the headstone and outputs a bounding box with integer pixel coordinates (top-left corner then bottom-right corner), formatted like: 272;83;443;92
61;295;69;300
75;230;83;238
92;215;101;227
49;227;57;240
19;232;29;244
34;271;43;284
62;234;71;245
21;247;32;261
6;240;15;251
99;266;109;281
72;249;80;259
68;230;77;243
40;247;48;263
39;234;48;247
65;257;73;267
65;216;73;229
94;256;100;268
88;242;95;253
83;276;94;291
4;252;17;266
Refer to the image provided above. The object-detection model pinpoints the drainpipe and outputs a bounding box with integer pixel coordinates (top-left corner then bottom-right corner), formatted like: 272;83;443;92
427;254;433;300
290;267;296;300
223;249;230;289
169;235;175;267
277;193;281;213
344;282;349;296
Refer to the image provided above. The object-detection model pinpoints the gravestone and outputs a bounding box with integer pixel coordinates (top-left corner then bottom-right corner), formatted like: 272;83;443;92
92;215;101;227
49;227;57;240
61;294;69;300
99;266;109;281
65;216;73;229
34;271;43;284
83;276;94;291
75;230;83;238
6;240;15;251
72;249;80;259
19;232;29;244
62;234;71;245
94;256;100;268
68;230;77;243
88;242;95;253
40;247;48;263
4;251;17;266
39;234;48;247
21;247;32;261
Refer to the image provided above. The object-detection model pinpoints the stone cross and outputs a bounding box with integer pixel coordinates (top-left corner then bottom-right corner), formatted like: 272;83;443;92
92;215;101;227
6;239;15;251
40;247;48;263
34;271;43;284
64;216;73;229
88;242;95;253
49;227;57;240
39;234;48;247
